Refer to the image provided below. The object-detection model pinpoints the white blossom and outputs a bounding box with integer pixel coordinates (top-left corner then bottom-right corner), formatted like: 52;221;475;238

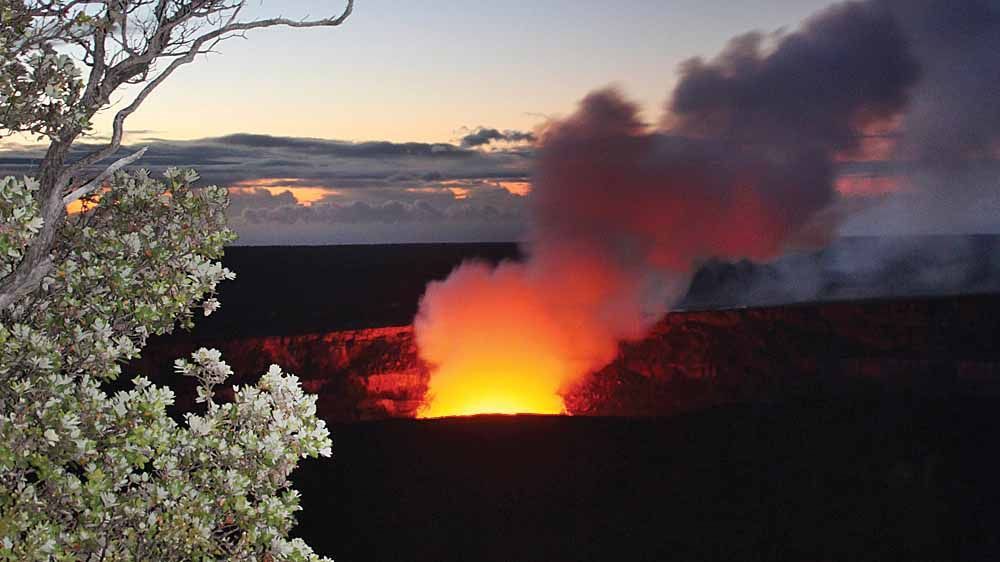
202;297;220;316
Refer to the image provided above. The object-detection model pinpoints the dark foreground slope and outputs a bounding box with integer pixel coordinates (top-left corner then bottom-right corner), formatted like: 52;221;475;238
294;393;1000;562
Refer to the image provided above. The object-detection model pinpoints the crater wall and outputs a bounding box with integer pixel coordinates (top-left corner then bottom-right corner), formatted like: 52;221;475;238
129;294;1000;421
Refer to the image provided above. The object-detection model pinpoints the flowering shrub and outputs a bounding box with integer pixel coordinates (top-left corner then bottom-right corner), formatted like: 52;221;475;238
0;176;43;279
0;170;333;561
0;2;351;557
0;3;89;138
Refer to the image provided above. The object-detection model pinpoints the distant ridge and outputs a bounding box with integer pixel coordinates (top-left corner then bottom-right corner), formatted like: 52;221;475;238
176;236;999;339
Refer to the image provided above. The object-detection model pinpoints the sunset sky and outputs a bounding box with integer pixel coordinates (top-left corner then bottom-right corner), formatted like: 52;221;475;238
100;0;837;143
1;0;998;244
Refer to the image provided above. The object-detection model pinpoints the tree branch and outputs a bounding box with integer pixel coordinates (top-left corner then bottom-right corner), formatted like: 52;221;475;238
65;0;354;181
0;138;71;312
0;255;52;311
1;0;355;311
63;147;148;206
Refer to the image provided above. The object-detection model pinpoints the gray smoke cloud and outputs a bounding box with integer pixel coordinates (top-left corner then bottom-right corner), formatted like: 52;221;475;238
839;0;1000;236
415;0;925;414
885;0;1000;165
729;0;1000;306
683;235;1000;309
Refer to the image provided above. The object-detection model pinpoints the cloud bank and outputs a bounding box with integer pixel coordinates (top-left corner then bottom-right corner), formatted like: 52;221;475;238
0;0;997;248
459;127;536;148
0;133;533;244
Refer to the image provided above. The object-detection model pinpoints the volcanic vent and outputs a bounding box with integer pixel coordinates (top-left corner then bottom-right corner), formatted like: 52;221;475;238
131;0;1000;422
132;289;1000;423
414;1;922;417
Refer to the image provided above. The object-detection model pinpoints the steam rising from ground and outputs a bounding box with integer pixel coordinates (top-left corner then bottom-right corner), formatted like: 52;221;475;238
843;0;1000;236
416;0;996;416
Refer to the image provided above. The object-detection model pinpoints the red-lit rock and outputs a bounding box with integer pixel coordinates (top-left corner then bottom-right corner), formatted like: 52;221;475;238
129;294;1000;422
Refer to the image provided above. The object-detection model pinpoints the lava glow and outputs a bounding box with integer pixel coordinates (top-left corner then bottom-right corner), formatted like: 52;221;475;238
415;261;602;418
420;368;566;417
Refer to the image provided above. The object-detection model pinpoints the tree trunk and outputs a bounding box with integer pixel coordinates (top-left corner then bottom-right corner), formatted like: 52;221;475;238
0;139;72;310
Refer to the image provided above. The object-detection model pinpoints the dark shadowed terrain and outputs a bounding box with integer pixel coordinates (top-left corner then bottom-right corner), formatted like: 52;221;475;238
293;392;1000;562
190;243;520;337
184;235;1000;338
130;238;1000;561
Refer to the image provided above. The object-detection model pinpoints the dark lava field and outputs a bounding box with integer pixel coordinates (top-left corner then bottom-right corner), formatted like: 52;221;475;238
293;396;1000;562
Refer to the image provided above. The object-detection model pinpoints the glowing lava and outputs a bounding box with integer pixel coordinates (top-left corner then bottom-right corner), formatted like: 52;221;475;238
415;261;598;418
419;368;566;417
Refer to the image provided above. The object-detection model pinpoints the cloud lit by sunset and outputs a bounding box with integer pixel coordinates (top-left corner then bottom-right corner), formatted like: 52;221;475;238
498;181;531;197
229;178;338;206
0;0;997;247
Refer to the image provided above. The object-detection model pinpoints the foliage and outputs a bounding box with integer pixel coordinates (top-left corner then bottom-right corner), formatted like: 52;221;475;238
0;2;352;559
0;169;333;560
0;170;335;561
0;175;43;278
0;1;93;139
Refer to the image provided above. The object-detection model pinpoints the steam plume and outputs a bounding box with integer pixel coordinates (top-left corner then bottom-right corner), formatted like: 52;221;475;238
843;0;1000;235
718;0;1000;304
415;1;929;416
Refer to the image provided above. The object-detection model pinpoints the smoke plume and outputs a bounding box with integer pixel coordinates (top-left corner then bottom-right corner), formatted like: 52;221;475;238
719;0;1000;305
414;0;981;416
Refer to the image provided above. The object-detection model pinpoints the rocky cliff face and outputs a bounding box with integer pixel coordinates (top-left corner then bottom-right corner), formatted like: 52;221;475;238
130;294;1000;422
565;295;1000;416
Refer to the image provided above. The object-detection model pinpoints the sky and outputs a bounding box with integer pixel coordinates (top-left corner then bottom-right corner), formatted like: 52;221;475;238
1;0;997;245
106;0;838;144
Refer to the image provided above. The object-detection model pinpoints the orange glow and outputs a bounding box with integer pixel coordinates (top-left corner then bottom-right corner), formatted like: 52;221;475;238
66;198;87;215
836;175;901;196
405;185;472;200
229;178;337;205
66;186;112;215
498;181;531;196
416;261;603;418
447;187;470;200
415;253;637;418
420;364;567;417
437;180;474;200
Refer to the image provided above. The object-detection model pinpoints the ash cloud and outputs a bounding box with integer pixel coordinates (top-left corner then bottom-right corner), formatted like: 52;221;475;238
668;1;918;151
529;0;919;289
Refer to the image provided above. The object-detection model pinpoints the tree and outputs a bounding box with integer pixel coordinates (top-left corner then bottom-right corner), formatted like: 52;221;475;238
0;2;352;559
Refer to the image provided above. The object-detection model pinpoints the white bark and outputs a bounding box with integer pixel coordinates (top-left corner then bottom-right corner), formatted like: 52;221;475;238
63;147;149;206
